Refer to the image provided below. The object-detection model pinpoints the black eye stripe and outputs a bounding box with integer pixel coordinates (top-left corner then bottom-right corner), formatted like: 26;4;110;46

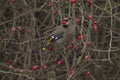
63;25;68;28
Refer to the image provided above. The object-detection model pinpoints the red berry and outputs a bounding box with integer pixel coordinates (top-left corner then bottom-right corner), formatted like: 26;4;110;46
68;69;72;75
93;20;97;24
57;60;63;65
88;15;93;19
86;41;91;46
70;0;77;4
32;65;39;70
85;55;89;61
77;35;84;40
93;24;98;31
11;0;16;3
17;26;22;30
74;46;79;51
9;65;14;70
8;59;13;65
11;27;16;31
43;65;47;69
19;69;24;73
66;45;71;50
77;36;81;40
86;71;91;76
75;18;80;23
27;29;32;33
71;40;76;44
80;35;84;39
87;0;93;5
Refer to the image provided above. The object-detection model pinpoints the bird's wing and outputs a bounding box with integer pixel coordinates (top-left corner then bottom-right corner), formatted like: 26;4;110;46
51;25;64;36
47;25;65;45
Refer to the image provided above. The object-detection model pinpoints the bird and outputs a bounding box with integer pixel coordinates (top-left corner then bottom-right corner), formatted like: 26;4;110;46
47;18;76;52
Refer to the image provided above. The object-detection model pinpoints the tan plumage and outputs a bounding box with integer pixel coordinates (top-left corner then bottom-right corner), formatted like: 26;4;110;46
55;21;75;45
47;19;76;52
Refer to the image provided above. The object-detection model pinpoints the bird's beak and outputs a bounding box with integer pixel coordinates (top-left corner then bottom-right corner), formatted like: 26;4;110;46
65;21;70;25
62;20;70;28
62;18;71;28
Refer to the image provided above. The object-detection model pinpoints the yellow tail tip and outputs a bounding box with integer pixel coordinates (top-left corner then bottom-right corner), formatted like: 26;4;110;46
42;48;46;51
48;38;52;42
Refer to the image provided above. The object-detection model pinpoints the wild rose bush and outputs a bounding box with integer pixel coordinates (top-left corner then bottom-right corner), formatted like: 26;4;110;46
0;0;120;80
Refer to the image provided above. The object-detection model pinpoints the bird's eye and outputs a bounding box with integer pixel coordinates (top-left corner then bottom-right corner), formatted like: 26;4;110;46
63;25;68;28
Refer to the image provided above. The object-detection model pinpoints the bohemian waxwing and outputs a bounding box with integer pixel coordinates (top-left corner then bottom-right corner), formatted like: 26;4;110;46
47;18;76;51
